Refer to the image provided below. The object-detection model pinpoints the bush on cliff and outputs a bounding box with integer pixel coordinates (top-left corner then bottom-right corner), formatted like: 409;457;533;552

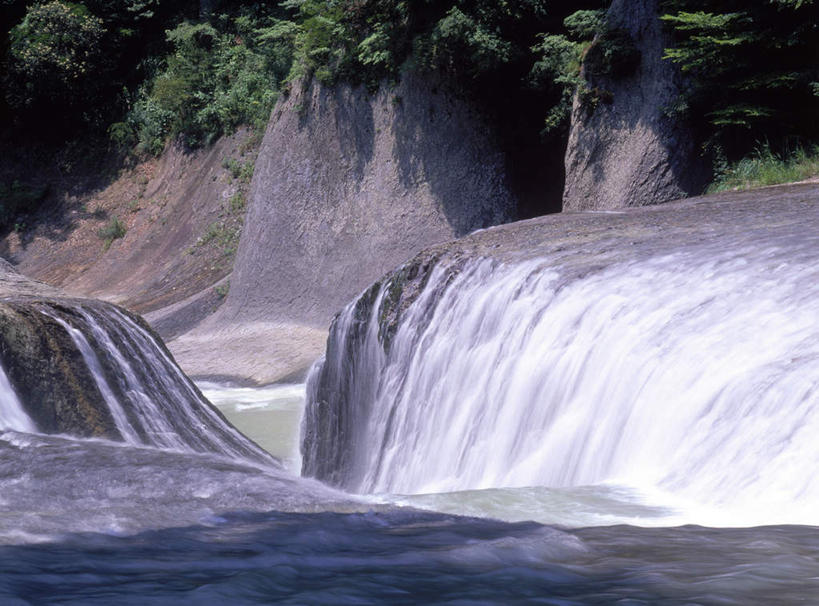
5;1;106;123
660;1;819;160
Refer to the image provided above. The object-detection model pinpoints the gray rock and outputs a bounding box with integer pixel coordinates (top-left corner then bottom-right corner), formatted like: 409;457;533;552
562;0;708;211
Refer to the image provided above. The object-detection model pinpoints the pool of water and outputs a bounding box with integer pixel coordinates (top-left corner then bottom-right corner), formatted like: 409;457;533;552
1;383;816;604
199;382;305;472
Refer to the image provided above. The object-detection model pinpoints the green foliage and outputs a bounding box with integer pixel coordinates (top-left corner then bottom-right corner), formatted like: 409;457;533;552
709;144;819;192
0;181;48;229
563;10;606;40
108;121;137;149
583;28;640;79
283;0;346;83
127;15;291;151
229;191;246;212
661;12;752;75
412;7;512;79
197;220;239;257
660;1;819;157
97;215;127;249
213;280;229;298
222;156;254;183
6;1;105;114
530;34;583;133
529;9;608;133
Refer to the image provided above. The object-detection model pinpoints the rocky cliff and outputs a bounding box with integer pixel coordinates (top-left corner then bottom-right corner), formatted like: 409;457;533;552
562;0;708;211
225;73;515;326
169;73;517;384
0;129;257;321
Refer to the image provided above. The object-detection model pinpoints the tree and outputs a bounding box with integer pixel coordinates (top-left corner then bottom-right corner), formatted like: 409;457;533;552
660;0;819;157
6;1;106;121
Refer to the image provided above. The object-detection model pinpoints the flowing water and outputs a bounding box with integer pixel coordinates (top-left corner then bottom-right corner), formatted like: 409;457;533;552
37;303;270;461
303;235;819;529
2;209;819;602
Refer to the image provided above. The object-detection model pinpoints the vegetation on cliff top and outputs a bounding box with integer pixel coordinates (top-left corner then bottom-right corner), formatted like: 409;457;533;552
1;0;818;219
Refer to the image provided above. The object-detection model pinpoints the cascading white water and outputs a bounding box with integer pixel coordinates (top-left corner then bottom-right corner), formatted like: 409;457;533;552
0;365;34;433
37;302;270;462
44;311;141;443
303;232;819;523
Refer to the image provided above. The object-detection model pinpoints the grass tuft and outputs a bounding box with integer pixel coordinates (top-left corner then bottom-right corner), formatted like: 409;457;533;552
709;144;819;193
98;216;127;250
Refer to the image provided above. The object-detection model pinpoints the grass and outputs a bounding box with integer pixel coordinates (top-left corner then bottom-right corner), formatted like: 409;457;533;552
228;191;245;213
98;216;127;250
709;145;819;193
222;157;254;184
197;220;240;258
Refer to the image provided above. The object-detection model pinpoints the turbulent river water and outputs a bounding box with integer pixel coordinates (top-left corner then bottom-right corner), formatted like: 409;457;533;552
3;199;819;602
2;382;819;604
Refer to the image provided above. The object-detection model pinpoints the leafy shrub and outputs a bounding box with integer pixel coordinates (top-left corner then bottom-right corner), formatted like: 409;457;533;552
583;29;640;80
127;11;295;154
0;181;48;229
98;216;127;249
529;9;605;133
412;7;512;80
214;280;230;298
6;1;105;117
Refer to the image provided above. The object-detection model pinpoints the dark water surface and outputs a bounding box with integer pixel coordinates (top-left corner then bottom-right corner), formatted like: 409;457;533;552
2;509;818;605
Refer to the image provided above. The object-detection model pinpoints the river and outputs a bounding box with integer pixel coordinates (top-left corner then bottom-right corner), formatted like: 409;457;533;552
2;196;819;602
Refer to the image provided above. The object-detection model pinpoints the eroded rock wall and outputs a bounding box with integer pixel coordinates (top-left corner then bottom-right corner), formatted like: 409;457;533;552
562;0;708;211
219;73;516;328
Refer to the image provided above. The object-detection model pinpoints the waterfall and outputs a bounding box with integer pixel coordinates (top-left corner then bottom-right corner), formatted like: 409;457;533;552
302;234;819;517
0;364;35;433
34;301;270;462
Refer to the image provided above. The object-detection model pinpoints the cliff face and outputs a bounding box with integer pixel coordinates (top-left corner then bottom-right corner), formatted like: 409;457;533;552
0;129;257;321
165;73;517;384
562;0;708;211
220;73;516;328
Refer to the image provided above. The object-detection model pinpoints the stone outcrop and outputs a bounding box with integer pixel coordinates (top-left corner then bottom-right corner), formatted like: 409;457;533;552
0;299;120;438
220;73;516;327
169;73;517;383
562;0;708;211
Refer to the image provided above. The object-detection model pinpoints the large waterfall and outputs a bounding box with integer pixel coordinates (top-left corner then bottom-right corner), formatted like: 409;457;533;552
302;224;819;522
0;298;270;463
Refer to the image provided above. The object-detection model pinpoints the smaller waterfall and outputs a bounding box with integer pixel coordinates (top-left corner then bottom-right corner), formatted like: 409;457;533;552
0;365;35;433
42;302;271;461
45;311;141;443
0;297;274;463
